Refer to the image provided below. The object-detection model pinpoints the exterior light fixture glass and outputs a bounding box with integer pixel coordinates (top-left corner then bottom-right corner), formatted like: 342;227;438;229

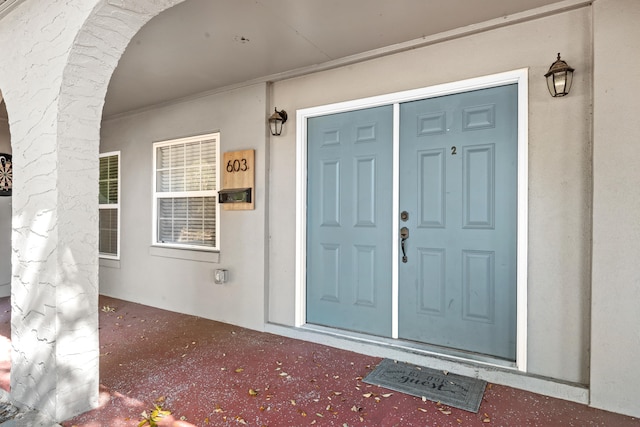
268;108;288;136
545;53;574;97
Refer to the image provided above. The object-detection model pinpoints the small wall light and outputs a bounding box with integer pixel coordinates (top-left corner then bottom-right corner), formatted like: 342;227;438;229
268;108;288;136
545;53;575;97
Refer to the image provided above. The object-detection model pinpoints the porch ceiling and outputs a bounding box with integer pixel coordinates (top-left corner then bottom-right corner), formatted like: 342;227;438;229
102;0;571;117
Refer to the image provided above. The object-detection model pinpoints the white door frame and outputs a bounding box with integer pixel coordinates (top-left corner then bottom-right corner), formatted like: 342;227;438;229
295;69;529;372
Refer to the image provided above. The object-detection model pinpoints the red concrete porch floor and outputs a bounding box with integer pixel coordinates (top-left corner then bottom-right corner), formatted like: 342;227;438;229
0;296;638;426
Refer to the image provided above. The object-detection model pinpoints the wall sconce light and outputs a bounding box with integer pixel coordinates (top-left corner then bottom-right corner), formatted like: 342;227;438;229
545;53;574;97
268;108;288;136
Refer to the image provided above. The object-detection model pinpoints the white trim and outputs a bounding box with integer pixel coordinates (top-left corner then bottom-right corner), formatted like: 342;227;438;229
296;69;529;370
516;75;529;373
294;114;308;327
391;104;400;339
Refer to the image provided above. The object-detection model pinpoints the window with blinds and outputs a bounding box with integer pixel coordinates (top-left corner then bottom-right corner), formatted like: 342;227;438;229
99;152;120;258
152;133;219;250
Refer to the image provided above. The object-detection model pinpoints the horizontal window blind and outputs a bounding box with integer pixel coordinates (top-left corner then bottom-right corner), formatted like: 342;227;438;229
99;208;118;255
99;154;118;204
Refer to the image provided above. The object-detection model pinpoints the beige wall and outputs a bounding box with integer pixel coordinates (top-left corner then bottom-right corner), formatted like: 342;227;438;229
2;0;638;418
591;0;640;418
269;7;593;385
100;83;269;332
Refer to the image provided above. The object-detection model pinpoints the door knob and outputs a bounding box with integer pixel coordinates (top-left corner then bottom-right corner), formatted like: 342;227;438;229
400;226;409;263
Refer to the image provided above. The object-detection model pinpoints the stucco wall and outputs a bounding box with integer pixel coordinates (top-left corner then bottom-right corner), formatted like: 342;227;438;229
591;0;640;418
99;83;269;332
0;0;637;419
0;116;9;296
269;7;593;385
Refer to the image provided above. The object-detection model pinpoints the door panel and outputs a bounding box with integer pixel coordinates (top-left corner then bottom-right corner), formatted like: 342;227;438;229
419;149;446;227
398;85;518;360
306;106;393;337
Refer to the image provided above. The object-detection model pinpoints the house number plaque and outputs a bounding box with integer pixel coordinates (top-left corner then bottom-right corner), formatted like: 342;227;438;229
222;149;255;211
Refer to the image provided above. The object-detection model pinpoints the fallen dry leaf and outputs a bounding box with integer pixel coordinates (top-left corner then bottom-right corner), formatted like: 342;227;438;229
248;389;258;396
363;393;373;398
417;408;428;413
235;368;244;373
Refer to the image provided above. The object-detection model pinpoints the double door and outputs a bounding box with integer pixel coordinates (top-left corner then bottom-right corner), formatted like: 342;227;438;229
306;84;517;360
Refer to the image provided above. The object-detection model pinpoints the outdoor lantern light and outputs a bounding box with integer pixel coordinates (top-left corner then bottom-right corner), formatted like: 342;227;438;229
268;108;288;136
545;53;575;97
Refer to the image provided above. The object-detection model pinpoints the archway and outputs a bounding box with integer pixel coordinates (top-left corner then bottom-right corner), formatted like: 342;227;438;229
4;1;187;421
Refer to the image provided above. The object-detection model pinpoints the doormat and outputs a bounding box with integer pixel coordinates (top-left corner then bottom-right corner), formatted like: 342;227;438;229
363;359;487;413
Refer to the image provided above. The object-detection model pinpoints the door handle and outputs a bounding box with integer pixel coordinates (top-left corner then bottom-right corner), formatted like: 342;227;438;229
400;226;409;263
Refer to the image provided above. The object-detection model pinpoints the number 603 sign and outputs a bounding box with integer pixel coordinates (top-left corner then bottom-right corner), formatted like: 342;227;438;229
226;158;249;173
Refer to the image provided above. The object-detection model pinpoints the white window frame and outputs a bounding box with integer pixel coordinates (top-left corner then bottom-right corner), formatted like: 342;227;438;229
152;132;220;251
99;151;121;260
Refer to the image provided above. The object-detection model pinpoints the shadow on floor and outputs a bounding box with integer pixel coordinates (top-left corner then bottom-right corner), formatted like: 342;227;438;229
0;296;638;426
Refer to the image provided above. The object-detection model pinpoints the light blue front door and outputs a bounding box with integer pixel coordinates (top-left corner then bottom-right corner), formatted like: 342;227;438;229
398;84;518;360
306;105;394;337
306;85;518;360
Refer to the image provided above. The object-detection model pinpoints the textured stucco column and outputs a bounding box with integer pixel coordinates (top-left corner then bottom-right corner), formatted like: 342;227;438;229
0;0;184;421
0;1;101;421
